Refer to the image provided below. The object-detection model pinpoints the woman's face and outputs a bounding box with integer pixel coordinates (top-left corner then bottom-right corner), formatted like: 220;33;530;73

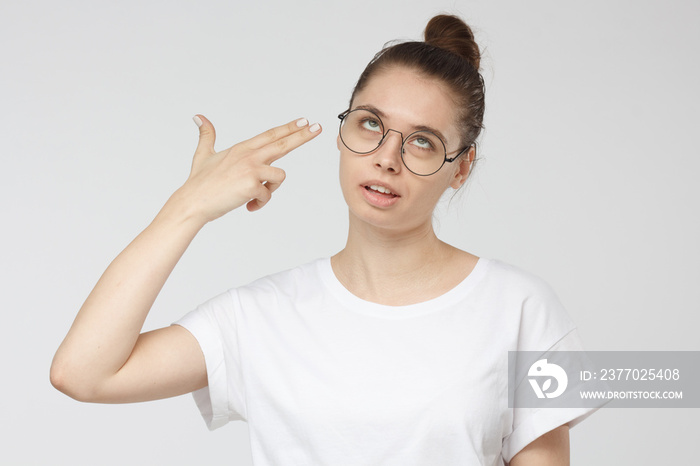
338;65;473;234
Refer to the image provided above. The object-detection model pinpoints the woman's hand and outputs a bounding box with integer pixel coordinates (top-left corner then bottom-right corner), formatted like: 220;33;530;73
174;115;322;224
50;114;322;403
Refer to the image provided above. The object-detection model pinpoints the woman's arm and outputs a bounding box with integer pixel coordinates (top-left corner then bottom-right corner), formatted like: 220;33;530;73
50;115;321;403
508;424;570;466
50;198;208;402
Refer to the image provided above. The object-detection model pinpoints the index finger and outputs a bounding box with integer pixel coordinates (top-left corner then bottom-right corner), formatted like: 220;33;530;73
243;118;312;150
258;121;322;164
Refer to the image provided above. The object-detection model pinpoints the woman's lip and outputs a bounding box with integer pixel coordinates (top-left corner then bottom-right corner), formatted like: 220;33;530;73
361;181;401;197
360;184;401;207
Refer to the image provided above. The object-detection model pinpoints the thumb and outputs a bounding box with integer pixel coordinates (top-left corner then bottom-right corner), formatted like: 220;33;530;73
193;114;216;156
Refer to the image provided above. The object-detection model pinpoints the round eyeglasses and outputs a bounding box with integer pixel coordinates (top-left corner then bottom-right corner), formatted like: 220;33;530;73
337;108;471;176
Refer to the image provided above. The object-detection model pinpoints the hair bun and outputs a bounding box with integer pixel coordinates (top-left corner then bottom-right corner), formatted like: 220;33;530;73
424;14;481;71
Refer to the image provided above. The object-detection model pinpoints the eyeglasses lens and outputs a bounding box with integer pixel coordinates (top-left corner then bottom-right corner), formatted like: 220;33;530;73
339;109;446;176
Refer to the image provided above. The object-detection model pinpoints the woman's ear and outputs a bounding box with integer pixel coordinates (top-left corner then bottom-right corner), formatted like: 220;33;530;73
449;146;475;189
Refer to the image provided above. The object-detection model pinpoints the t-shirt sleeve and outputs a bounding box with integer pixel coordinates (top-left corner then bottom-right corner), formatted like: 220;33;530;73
501;277;601;463
171;289;247;430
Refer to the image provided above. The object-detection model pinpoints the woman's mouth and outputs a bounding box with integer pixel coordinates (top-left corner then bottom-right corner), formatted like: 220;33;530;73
365;184;399;198
361;183;401;208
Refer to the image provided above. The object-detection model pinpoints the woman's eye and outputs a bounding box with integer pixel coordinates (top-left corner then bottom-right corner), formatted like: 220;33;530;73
361;119;382;132
411;136;434;150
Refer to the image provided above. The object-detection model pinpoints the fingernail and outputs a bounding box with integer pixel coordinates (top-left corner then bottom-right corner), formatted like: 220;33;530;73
193;115;203;128
309;123;321;133
296;118;309;127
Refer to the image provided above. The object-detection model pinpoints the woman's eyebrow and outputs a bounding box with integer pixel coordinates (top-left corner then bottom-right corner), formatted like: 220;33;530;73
354;104;387;119
353;104;450;146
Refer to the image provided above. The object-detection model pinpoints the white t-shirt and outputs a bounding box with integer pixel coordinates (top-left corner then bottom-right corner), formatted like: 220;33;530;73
173;256;599;465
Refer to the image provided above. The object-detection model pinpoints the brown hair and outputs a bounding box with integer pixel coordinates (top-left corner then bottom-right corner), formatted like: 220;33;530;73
349;14;485;166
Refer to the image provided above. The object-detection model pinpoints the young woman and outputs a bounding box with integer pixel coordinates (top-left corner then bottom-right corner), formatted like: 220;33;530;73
51;14;598;466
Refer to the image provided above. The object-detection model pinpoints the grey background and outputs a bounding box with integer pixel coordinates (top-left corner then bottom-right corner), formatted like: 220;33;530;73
2;0;698;464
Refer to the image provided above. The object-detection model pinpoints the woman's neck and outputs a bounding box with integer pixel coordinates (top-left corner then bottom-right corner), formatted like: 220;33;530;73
330;213;476;305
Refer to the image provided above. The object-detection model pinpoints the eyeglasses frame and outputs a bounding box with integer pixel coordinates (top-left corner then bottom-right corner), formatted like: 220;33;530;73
337;108;472;177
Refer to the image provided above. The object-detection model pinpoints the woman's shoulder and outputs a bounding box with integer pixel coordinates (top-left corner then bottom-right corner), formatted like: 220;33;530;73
478;256;562;299
242;256;328;292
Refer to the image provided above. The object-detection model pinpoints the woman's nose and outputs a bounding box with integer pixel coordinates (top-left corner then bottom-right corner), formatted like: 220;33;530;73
372;130;403;174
